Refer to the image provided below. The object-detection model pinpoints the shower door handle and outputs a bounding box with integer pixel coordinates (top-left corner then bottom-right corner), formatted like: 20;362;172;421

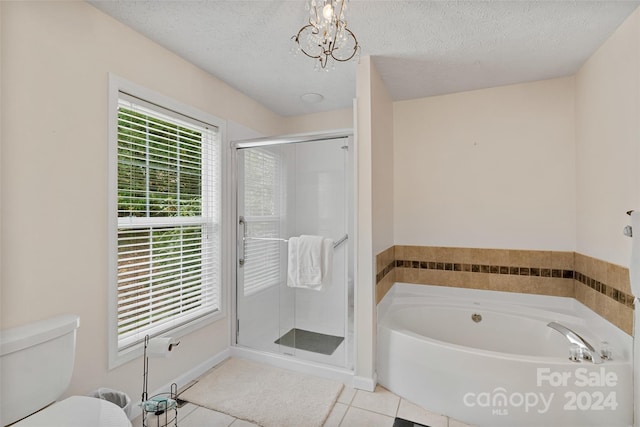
238;216;246;267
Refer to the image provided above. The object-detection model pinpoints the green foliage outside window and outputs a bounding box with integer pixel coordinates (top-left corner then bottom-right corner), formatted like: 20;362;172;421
117;107;202;218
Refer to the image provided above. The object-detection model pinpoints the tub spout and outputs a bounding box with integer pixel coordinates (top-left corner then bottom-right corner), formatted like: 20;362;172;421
547;322;603;364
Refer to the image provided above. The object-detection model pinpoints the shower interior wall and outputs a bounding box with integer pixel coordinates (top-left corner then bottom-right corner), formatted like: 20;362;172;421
284;139;350;339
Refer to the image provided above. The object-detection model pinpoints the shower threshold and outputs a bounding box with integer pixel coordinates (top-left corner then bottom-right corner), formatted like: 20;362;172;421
274;328;344;356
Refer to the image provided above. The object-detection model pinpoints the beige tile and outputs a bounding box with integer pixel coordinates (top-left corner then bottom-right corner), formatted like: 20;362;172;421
403;267;419;284
581;253;596;278
337;386;357;405
351;385;400;417
577;283;591;307
396;399;447;427
599;296;633;335
404;245;423;261
339;406;395;427
420;246;439;262
177;403;201;422
574;253;588;276
554;278;576;297
456;247;475;264
141;408;190;427
551;251;574;270
230;419;261;427
482;248;510;266
607;262;631;294
592;291;607;319
574;280;585;302
529;250;552;268
376;246;395;273
449;271;466;287
377;277;394;304
467;248;486;265
323;402;348;427
422;269;462;287
437;247;460;263
466;271;490;290
590;256;608;283
583;286;597;312
488;273;513;292
449;417;478;427
457;271;475;288
429;246;445;262
528;277;574;297
180;406;235;427
420;269;455;287
509;249;531;267
491;274;530;293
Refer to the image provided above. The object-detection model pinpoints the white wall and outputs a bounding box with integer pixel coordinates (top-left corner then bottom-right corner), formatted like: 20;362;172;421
393;77;576;251
283;108;353;135
0;0;283;404
575;8;640;267
354;58;375;386
354;56;394;388
371;60;395;255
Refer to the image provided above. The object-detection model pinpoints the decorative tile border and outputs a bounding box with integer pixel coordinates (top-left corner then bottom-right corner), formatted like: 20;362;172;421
376;260;396;284
394;259;574;279
574;272;635;308
375;246;635;310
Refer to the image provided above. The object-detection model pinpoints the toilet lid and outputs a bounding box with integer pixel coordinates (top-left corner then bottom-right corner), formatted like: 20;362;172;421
13;396;131;427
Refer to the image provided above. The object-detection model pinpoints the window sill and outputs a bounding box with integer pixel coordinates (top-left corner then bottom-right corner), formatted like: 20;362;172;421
108;309;225;370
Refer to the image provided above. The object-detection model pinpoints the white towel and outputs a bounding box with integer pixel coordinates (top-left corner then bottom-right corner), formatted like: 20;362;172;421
287;235;333;290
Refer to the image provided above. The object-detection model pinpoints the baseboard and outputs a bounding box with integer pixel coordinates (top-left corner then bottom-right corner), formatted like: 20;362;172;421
352;372;377;392
128;348;230;420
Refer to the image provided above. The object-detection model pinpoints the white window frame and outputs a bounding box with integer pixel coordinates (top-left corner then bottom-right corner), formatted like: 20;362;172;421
108;74;226;369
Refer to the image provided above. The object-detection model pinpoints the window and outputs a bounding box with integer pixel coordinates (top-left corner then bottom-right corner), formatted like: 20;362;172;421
109;77;223;367
241;147;283;296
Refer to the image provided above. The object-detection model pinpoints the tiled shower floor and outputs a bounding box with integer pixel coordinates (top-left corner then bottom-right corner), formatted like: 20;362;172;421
132;381;475;427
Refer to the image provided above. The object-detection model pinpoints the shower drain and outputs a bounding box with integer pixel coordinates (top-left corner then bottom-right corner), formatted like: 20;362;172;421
471;313;482;323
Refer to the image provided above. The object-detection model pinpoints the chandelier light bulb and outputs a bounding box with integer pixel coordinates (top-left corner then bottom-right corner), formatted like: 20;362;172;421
322;3;334;20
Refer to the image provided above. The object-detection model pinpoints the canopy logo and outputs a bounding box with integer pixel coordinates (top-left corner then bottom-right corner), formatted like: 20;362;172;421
462;367;619;416
463;388;553;415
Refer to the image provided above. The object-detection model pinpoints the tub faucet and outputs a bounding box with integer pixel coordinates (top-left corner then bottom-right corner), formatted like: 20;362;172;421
547;322;603;364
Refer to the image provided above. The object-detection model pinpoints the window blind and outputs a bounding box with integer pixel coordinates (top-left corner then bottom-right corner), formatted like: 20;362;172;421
242;148;282;296
116;94;220;349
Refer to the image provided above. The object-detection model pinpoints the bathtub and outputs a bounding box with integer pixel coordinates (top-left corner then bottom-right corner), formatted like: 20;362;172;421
377;283;633;427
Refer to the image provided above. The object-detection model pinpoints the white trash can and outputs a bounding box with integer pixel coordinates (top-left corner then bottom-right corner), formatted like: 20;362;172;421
89;387;131;418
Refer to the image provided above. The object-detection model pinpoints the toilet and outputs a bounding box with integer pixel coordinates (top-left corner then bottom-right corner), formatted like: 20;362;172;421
0;315;131;427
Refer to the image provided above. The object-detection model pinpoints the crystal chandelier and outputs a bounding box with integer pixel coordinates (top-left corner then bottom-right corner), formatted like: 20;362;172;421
292;0;360;70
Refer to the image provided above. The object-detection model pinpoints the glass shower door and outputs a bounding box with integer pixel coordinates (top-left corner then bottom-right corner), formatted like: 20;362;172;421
236;145;288;355
236;137;352;369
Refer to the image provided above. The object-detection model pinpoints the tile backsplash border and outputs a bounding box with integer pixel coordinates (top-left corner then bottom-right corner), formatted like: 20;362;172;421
375;246;634;335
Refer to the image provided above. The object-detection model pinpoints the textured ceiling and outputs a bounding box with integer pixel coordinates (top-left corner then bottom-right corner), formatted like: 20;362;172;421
89;1;639;117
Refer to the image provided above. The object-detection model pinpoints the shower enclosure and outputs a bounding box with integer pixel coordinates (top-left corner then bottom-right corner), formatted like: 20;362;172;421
234;133;354;370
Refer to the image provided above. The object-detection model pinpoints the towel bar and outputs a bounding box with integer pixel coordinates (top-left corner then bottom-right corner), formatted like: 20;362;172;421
244;234;348;249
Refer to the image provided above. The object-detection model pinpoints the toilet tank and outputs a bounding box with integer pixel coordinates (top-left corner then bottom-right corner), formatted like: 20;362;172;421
0;315;80;426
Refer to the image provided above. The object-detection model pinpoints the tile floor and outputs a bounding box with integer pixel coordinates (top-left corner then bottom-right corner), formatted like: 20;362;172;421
132;383;476;427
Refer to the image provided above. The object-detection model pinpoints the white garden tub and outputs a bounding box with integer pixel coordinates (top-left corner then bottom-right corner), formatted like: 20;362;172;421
377;283;633;427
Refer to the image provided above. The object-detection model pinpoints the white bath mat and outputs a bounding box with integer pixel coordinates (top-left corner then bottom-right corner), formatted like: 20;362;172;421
179;357;343;427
